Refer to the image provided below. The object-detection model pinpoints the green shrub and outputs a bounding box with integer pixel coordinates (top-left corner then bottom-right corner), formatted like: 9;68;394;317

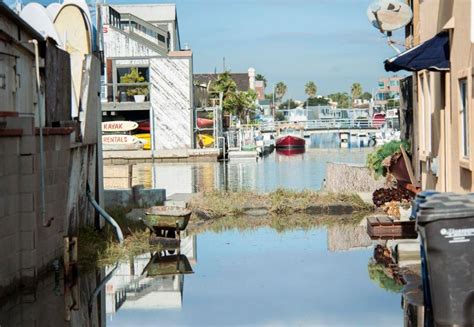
367;140;410;177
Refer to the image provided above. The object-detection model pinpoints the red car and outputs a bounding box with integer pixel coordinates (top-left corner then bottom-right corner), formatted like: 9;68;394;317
372;113;386;128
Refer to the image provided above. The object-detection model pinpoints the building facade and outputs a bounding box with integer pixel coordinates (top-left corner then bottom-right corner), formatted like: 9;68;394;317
100;3;194;150
374;76;401;110
402;0;473;192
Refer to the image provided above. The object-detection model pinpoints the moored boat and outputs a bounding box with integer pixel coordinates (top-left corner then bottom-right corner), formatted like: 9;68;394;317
275;124;306;149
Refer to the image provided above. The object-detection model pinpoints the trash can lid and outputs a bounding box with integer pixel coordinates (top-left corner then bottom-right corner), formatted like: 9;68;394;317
417;193;474;224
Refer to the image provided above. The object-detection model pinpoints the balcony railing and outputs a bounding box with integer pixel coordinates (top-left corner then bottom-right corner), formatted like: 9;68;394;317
108;6;169;54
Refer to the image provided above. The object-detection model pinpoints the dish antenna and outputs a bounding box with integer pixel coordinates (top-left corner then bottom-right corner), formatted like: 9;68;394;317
367;0;413;53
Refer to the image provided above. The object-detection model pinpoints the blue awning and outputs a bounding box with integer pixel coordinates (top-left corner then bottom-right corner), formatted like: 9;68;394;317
384;31;450;72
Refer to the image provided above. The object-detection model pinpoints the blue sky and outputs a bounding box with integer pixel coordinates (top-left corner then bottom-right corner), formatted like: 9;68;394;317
167;0;406;98
10;0;406;99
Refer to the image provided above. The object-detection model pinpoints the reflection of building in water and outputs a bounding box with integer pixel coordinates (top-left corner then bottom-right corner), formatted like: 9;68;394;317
105;234;196;318
152;164;193;195
327;225;373;252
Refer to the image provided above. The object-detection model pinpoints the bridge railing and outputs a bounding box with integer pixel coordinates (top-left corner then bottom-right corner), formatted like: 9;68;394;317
258;118;378;131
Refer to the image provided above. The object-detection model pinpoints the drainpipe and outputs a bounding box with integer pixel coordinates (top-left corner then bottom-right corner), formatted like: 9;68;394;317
86;183;124;244
29;39;52;227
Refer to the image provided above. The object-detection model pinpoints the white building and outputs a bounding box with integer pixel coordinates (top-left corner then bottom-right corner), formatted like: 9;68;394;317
99;3;195;150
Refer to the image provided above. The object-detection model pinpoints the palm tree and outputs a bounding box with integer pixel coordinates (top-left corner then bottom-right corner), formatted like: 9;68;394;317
274;82;287;103
305;81;317;103
255;74;267;88
351;82;363;103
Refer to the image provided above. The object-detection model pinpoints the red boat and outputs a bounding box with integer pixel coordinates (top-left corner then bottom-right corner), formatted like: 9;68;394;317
275;124;306;149
137;120;150;132
372;113;386;128
197;117;213;129
275;135;305;149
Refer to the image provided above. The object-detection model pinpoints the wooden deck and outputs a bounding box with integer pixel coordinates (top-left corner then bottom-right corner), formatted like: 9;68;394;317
366;216;418;240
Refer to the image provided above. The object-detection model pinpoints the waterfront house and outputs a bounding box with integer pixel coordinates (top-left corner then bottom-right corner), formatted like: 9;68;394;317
99;3;194;150
385;0;473;192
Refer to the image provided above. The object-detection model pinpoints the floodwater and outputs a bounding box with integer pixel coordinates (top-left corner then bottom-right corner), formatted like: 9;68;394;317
0;140;409;326
105;147;372;194
105;227;402;327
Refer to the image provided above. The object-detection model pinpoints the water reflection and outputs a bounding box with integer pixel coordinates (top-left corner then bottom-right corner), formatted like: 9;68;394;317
105;234;196;321
104;148;371;194
105;227;401;327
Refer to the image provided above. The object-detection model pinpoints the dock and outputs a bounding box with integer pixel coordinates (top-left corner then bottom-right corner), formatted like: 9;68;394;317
103;148;222;164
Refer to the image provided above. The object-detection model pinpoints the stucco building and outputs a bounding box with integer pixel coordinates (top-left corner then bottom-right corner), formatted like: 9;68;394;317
388;0;474;192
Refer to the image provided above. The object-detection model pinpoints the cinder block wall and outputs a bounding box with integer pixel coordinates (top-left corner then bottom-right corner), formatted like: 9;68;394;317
0;115;73;296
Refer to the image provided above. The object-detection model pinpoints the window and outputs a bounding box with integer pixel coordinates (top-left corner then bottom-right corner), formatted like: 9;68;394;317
460;78;469;158
378;81;385;89
390;80;399;87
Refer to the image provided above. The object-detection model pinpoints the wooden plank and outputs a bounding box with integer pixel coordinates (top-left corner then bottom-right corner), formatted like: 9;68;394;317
400;144;419;187
45;41;71;126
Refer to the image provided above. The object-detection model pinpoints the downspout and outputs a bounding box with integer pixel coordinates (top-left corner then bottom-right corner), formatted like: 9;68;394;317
29;39;52;227
86;183;124;244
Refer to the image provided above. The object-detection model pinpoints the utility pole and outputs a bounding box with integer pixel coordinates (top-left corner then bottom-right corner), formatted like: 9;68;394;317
272;86;275;121
223;57;226;72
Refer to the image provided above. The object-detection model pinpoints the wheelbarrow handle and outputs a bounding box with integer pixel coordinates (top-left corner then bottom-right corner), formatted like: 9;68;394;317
139;218;155;233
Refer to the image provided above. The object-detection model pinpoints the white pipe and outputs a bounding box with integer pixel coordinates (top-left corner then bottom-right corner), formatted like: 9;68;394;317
29;39;51;228
86;183;124;244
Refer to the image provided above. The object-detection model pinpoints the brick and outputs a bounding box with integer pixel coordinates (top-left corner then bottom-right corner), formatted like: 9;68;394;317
20;212;35;232
0;155;4;177
20;136;36;155
6;194;19;215
0;214;19;238
20;250;37;269
0;234;18;257
3;137;20;155
20;155;34;174
20;174;36;193
2;175;19;195
19;193;34;213
4;155;19;175
20;231;36;251
0;197;5;217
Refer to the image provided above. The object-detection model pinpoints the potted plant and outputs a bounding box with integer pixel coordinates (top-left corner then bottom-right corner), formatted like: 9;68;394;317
120;68;149;103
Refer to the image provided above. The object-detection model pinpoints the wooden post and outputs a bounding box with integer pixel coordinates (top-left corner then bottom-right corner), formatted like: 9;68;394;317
128;164;133;188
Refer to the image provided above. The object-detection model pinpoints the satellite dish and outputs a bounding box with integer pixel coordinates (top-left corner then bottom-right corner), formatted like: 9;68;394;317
62;0;93;28
46;3;62;21
367;0;413;33
20;3;62;45
54;4;92;117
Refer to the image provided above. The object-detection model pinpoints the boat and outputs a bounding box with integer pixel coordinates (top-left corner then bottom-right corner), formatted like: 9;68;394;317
197;134;214;147
275;124;306;149
197;117;213;129
137;120;150;132
144;206;192;231
135;133;151;150
372;112;386;128
142;253;194;277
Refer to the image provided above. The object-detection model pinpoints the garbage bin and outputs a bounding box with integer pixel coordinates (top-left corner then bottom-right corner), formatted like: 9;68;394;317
416;193;474;326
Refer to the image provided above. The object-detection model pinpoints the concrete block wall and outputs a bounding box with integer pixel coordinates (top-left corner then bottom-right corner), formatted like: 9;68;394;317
0;115;76;297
